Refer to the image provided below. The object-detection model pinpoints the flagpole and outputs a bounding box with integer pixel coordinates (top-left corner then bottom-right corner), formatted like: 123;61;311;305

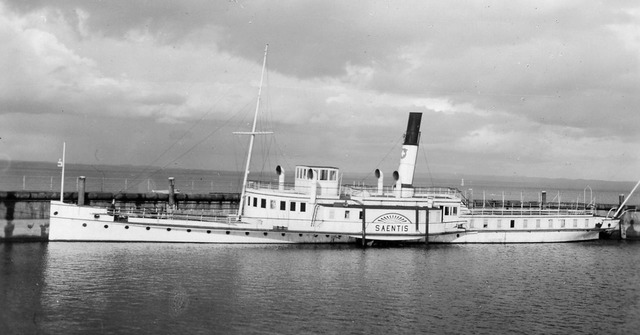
59;142;66;202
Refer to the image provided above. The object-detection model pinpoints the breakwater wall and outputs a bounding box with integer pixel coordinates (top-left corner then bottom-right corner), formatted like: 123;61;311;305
0;191;239;241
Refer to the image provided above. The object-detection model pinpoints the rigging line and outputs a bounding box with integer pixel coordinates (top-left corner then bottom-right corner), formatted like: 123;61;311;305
115;101;254;194
420;139;434;186
117;56;257;192
359;134;404;183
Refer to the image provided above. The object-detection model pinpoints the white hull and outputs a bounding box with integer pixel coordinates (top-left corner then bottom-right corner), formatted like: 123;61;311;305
429;229;602;243
49;201;430;244
49;201;606;244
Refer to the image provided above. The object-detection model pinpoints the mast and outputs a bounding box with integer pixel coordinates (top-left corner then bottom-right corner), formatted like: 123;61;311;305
235;44;272;219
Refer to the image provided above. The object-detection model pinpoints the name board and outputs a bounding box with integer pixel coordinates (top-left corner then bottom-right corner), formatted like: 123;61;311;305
372;213;412;233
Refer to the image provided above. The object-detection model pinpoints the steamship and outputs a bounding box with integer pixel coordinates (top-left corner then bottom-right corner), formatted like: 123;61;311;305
48;110;612;244
48;46;614;244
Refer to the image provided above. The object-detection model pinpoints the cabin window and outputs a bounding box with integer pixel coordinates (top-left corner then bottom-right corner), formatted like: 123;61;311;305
453;207;457;215
536;219;541;228
280;201;286;211
320;169;328;180
345;211;350;219
497;219;502;229
300;203;306;212
359;211;364;220
584;219;589;227
253;197;258;207
573;219;578;228
510;219;515;228
445;207;450;215
290;202;296;211
270;200;277;209
548;219;553;228
483;219;488;228
261;199;267;208
330;170;337;180
560;219;566;228
523;219;528;228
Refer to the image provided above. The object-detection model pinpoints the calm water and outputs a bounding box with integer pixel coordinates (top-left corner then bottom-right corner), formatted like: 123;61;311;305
2;241;640;334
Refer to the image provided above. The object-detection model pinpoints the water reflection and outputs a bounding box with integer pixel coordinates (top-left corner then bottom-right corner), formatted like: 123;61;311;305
2;241;640;334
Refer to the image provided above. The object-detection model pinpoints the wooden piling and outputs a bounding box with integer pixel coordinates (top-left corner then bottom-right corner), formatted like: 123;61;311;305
425;208;429;245
168;177;175;212
361;207;366;247
78;176;86;206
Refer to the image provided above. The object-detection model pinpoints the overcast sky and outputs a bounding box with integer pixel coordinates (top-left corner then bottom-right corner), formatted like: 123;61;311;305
1;0;639;182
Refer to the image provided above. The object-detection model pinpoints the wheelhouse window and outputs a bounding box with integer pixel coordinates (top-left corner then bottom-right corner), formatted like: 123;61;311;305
280;201;286;211
345;211;350;219
253;197;258;207
300;203;306;212
290;202;296;211
510;219;515;228
261;198;267;208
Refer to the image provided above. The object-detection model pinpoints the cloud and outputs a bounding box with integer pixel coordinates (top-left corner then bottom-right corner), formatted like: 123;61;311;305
1;1;639;182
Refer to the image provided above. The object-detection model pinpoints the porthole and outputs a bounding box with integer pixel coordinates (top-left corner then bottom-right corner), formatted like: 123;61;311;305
125;226;129;229
94;214;100;219
167;228;171;232
325;235;329;238
456;234;460;238
206;230;211;234
281;233;286;237
299;234;303;237
104;225;109;229
264;232;268;236
226;231;230;235
53;211;58;215
82;223;87;227
314;234;318;238
245;232;250;235
146;227;150;231
187;229;191;233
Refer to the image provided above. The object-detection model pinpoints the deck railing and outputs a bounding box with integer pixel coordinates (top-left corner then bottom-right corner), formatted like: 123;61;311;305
110;207;239;223
246;180;466;200
466;207;595;216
